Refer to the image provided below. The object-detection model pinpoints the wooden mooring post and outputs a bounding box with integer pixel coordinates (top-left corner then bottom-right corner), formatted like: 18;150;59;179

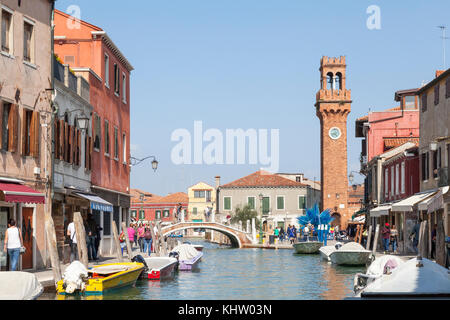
148;222;157;256
372;224;380;255
121;222;133;260
152;222;160;256
44;215;62;287
73;212;89;268
436;212;446;266
366;225;372;250
111;221;122;262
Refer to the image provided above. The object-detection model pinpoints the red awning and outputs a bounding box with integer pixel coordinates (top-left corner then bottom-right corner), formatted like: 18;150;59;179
0;182;45;204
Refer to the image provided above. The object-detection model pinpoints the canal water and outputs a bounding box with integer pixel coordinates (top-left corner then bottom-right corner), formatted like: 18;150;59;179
44;239;366;300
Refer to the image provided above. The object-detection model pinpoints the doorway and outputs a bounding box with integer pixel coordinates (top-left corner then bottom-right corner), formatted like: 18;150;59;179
331;212;341;228
0;207;10;270
21;207;34;269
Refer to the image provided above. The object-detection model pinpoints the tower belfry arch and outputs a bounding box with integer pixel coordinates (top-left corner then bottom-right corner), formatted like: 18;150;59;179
315;56;352;229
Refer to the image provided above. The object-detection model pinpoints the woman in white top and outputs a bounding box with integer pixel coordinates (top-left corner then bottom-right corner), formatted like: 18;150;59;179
3;219;23;271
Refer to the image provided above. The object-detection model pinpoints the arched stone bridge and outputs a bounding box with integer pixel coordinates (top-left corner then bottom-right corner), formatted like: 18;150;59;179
161;222;253;248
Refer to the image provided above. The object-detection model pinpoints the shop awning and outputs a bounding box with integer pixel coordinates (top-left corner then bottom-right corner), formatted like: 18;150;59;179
369;204;392;217
418;186;449;213
391;190;437;212
74;193;113;212
352;208;366;219
0;182;45;204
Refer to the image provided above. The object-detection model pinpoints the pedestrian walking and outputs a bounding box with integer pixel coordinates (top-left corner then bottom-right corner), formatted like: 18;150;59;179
410;219;421;253
3;219;24;271
67;218;78;262
127;223;136;248
431;224;437;259
390;225;398;254
85;213;98;261
381;223;391;253
119;230;126;256
143;227;153;256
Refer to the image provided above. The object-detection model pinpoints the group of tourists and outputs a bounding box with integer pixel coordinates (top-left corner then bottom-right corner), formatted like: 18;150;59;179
381;223;399;254
119;222;157;257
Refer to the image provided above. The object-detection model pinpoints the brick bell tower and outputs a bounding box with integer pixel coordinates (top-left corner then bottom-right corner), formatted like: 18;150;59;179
315;56;352;229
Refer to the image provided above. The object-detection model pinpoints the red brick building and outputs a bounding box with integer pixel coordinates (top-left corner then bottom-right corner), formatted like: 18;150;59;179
315;56;351;228
131;190;188;224
54;10;133;254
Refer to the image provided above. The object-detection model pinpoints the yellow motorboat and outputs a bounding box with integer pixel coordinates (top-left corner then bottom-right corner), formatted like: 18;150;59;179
57;262;145;296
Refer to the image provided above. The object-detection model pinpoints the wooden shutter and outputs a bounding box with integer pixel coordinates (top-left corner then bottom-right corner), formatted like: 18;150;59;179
8;104;18;152
30;111;39;158
54;120;59;159
69;125;73;164
0;103;3;150
77;129;81;166
21;109;27;155
88;136;92;170
64;122;68;162
59;119;64;160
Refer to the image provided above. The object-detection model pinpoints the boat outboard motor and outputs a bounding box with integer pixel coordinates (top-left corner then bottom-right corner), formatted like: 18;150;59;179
131;254;148;272
335;242;343;250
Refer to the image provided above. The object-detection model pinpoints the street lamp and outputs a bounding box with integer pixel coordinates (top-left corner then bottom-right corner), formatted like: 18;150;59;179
75;114;89;132
259;193;263;244
130;155;159;172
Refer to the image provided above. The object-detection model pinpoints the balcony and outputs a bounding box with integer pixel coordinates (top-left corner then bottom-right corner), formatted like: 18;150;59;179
438;167;449;187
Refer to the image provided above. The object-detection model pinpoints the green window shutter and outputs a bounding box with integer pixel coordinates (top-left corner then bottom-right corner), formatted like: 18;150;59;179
139;210;145;220
299;196;306;209
248;197;255;209
224;197;231;210
262;197;269;214
155;210;161;219
277;196;284;210
163;210;169;218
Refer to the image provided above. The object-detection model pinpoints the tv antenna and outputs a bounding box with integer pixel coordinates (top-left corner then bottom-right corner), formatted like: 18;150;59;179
438;26;448;69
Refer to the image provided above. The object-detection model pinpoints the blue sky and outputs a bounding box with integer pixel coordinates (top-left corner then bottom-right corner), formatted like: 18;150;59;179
56;0;450;196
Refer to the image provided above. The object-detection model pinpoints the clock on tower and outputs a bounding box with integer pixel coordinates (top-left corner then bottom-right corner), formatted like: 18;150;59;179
315;56;352;229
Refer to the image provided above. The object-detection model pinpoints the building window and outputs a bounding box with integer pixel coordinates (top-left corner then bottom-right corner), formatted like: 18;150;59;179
114;64;120;95
104;54;110;88
298;196;306;209
23;20;34;63
224;197;231;211
395;164;400;196
192;207;197;215
122;73;126;103
421;93;427;112
22;109;32;156
104;119;109;156
1;8;12;54
163;210;170;218
114;127;119;160
194;190;205;198
404;95;416;109
94;114;101;150
384;168;389;198
103;211;111;236
139;210;145;220
446;77;450;99
276;196;285;210
422;152;429;181
1;102;12;151
401;161;405;194
122;133;127;164
130;210;137;218
247;197;255;209
434;85;440;106
390;166;394;196
155;210;161;220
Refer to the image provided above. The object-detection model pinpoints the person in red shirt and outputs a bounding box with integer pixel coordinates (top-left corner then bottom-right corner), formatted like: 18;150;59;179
381;223;391;253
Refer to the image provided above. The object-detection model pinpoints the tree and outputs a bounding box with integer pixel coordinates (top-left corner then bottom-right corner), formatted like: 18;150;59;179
230;205;260;232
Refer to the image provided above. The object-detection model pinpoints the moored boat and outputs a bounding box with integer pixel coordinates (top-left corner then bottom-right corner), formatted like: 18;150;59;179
143;257;178;280
358;256;450;298
57;261;145;296
319;245;337;261
329;242;374;266
293;237;323;254
0;271;43;300
170;243;203;271
193;245;204;252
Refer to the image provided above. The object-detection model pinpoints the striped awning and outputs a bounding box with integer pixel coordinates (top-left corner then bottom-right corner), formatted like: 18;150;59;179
384;137;419;148
370;204;392;217
418;187;449;213
391;190;436;212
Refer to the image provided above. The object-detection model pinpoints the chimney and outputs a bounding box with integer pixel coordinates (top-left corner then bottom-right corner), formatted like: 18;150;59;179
436;70;445;78
215;176;221;188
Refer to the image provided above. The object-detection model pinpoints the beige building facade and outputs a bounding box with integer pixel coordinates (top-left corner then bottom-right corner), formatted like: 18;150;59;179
0;0;54;270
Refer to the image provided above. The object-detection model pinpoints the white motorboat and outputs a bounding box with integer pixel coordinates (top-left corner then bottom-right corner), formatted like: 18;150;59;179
353;255;404;295
293;236;322;254
0;271;43;300
329;242;374;266
319;242;343;261
358;256;450;298
143;257;179;280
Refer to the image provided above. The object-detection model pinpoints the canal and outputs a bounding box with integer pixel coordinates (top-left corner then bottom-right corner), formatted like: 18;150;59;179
43;239;365;300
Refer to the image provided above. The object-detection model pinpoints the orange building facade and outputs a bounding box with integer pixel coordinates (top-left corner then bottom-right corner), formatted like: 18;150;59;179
53;10;133;254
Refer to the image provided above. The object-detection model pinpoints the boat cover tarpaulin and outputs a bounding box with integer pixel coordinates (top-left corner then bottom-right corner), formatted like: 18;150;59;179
0;182;45;204
74;193;113;212
0;272;43;300
171;244;201;261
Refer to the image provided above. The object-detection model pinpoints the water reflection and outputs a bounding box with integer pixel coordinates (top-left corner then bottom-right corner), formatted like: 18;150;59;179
41;239;363;300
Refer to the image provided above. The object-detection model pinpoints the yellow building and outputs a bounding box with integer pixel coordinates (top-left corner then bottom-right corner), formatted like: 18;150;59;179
188;182;216;222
